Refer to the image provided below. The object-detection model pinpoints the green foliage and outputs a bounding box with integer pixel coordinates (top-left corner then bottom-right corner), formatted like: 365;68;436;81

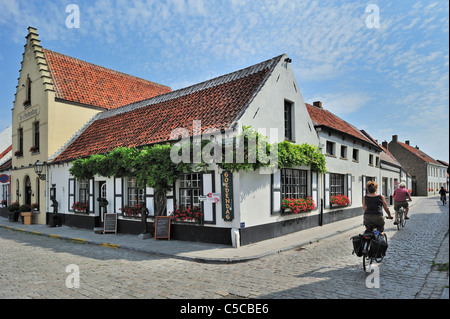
220;126;274;173
277;141;327;174
69;127;327;186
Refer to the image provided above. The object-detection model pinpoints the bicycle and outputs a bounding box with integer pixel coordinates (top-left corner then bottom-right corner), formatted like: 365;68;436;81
395;206;406;230
352;224;388;272
441;194;447;206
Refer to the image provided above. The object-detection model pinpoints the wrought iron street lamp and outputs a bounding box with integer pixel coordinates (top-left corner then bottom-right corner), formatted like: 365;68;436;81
34;160;46;180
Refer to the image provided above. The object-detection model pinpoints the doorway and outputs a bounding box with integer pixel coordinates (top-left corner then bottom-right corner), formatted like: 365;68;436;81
97;181;107;223
24;176;32;206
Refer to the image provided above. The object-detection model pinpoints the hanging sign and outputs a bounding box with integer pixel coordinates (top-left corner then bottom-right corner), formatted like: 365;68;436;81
221;171;234;222
199;193;220;204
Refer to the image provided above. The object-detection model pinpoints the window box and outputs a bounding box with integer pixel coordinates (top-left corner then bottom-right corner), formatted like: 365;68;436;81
170;205;203;224
30;146;39;153
120;204;143;219
330;195;350;207
14;151;23;157
72;201;89;214
281;197;316;214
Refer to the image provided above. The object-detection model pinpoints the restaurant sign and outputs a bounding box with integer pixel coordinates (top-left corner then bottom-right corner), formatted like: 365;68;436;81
221;171;234;222
18;106;40;123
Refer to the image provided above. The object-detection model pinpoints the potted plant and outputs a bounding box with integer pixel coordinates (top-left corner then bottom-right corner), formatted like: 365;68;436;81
19;204;32;225
330;194;350;207
1;199;7;207
31;202;39;211
170;205;203;224
7;202;20;222
72;201;89;214
120;204;143;218
282;197;316;214
30;145;39;153
14;150;23;157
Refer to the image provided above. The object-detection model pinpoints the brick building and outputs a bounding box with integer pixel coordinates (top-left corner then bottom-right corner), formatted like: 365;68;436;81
388;135;447;196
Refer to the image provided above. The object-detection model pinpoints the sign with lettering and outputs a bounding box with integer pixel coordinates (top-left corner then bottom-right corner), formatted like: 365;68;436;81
199;193;220;204
154;216;171;240
221;171;234;221
18;106;40;123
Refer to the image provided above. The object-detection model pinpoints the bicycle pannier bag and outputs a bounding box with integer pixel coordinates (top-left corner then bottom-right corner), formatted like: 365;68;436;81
368;236;388;258
351;235;364;257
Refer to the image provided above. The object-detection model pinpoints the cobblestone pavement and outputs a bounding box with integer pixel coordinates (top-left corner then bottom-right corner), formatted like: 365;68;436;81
0;197;447;300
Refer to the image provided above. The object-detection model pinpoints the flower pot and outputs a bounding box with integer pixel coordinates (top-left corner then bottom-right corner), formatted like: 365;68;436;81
21;212;33;225
8;211;20;222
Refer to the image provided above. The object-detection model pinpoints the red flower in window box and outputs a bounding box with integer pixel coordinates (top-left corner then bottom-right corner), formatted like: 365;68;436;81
330;194;350;207
30;145;39;153
72;201;89;214
282;197;316;214
170;205;203;223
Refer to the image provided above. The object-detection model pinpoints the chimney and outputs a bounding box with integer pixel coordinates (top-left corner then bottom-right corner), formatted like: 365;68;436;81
405;140;410;145
415;145;419;150
313;101;323;109
392;135;398;142
382;141;388;149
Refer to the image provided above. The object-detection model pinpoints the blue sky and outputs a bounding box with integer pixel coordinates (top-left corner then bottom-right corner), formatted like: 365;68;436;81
0;0;448;162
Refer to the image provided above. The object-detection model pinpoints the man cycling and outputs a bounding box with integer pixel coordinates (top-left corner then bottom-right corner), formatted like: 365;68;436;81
393;182;412;225
439;186;447;205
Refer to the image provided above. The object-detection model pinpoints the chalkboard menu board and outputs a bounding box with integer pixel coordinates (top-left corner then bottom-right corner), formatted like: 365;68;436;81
103;213;117;234
154;216;171;240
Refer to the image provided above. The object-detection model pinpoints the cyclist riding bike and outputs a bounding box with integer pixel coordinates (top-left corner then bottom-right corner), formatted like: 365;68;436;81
393;182;412;225
363;181;393;233
439;186;447;205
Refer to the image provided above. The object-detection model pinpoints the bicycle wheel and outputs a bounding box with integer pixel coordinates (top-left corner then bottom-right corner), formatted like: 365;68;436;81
401;211;406;227
396;211;401;230
362;241;369;271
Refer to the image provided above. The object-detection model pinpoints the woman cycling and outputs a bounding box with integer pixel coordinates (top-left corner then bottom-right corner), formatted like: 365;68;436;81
362;181;393;232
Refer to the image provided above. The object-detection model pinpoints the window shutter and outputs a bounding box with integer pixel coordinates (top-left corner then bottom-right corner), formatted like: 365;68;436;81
272;170;281;213
347;174;352;205
362;175;366;196
324;173;330;208
145;187;155;216
89;178;94;214
311;171;318;210
114;177;123;214
68;179;75;212
202;172;215;223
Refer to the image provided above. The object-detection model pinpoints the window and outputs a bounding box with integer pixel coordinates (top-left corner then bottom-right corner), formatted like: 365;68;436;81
375;156;380;167
284;100;293;141
281;168;307;199
127;178;144;206
326;141;335;156
352;149;359;162
330;173;345;197
78;179;89;203
340;145;347;159
369;154;374;165
24;76;31;107
179;173;202;209
34;121;39;152
18;128;23;156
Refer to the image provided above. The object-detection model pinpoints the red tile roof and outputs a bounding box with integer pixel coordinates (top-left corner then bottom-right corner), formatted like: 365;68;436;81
51;55;283;163
306;103;381;150
0;145;12;161
43;49;171;110
396;141;443;165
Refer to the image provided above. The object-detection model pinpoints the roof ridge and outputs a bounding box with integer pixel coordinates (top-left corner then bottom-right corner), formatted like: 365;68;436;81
42;48;171;90
96;54;284;121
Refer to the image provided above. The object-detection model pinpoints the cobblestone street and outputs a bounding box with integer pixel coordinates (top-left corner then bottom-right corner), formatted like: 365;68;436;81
1;197;448;300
